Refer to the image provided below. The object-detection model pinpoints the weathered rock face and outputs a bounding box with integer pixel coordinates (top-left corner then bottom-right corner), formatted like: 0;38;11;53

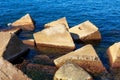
0;32;28;61
0;57;31;80
54;62;93;80
34;24;75;56
11;14;35;31
54;44;106;74
22;39;35;48
107;42;120;68
69;21;101;43
44;17;69;30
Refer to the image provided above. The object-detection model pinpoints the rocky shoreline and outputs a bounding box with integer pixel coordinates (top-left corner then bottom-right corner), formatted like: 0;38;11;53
0;13;120;80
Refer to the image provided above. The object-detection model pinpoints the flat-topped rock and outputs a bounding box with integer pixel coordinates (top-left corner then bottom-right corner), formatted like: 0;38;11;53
0;32;28;61
54;44;106;74
107;42;120;68
54;62;93;80
1;27;21;34
34;24;75;56
0;57;31;80
44;17;69;29
22;39;35;48
10;14;35;31
69;20;101;43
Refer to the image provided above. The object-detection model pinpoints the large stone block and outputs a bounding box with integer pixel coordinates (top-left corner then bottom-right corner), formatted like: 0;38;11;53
10;14;35;31
69;21;101;43
34;24;75;56
44;17;69;30
54;62;93;80
0;32;28;61
107;42;120;68
54;44;106;74
0;57;31;80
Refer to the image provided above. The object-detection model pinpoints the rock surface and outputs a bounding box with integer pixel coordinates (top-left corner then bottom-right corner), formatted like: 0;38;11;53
32;55;54;65
44;17;69;30
1;27;21;34
107;42;120;68
69;20;101;43
11;14;35;31
54;44;106;74
26;63;57;80
34;24;75;56
0;32;28;61
0;57;31;80
54;62;93;80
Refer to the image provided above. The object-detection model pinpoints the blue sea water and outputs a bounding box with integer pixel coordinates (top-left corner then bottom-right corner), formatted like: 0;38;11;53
0;0;120;79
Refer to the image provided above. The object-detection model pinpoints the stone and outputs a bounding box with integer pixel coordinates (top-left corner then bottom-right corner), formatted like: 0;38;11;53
22;39;35;48
26;63;57;80
69;20;101;43
44;17;69;30
32;55;54;65
54;44;106;74
0;32;28;61
54;62;93;80
107;42;120;68
11;14;35;31
34;24;75;56
0;57;31;80
1;27;21;34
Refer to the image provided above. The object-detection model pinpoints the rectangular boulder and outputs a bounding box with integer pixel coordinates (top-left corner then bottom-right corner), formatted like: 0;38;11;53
69;21;101;43
54;44;106;74
107;42;120;68
10;14;35;31
0;32;28;61
44;17;69;30
34;24;75;56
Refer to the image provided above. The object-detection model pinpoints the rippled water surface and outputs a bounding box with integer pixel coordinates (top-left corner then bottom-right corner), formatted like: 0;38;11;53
0;0;120;80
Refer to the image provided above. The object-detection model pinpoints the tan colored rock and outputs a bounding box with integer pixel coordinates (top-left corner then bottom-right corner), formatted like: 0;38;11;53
0;32;28;61
34;24;75;56
11;14;35;31
54;62;93;80
54;44;106;74
1;27;21;34
22;39;35;48
0;57;31;80
107;42;120;68
44;17;69;30
69;20;101;43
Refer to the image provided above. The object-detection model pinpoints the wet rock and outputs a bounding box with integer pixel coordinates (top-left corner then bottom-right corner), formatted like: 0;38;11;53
22;39;35;49
10;14;35;31
54;62;93;80
15;60;29;73
44;17;69;30
107;42;120;68
34;24;75;56
0;57;31;80
26;63;57;80
0;32;29;62
32;55;54;66
1;27;21;34
54;44;106;74
69;20;101;43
